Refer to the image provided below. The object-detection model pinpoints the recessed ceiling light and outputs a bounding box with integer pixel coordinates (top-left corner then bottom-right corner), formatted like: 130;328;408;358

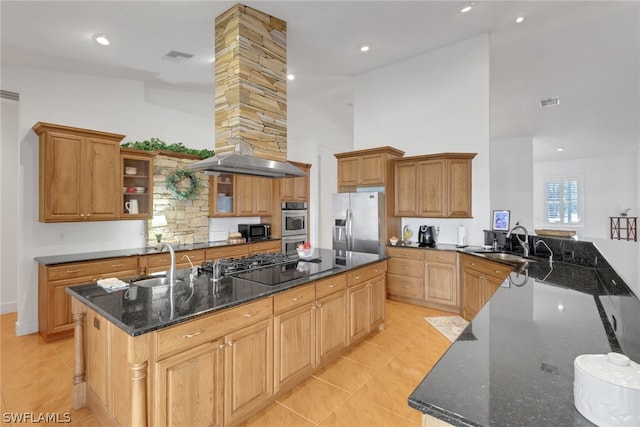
93;34;110;46
287;74;295;81
516;16;525;23
360;45;370;52
460;3;475;13
540;96;560;107
557;147;565;152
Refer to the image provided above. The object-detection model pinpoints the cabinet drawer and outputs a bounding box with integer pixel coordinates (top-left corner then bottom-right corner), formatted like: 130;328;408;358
424;250;457;264
387;258;423;278
273;284;315;314
250;240;281;254
462;255;512;280
387;246;424;261
387;274;424;300
47;257;138;281
176;250;206;267
155;297;273;359
346;261;386;286
315;274;347;299
205;245;249;260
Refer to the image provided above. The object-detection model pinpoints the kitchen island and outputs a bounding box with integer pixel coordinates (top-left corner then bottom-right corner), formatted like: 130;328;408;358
66;248;387;427
409;248;640;426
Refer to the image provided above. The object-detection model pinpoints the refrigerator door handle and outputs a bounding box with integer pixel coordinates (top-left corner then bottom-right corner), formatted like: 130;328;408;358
346;208;353;251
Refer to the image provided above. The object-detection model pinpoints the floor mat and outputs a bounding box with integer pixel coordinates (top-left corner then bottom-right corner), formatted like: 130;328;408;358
424;315;470;342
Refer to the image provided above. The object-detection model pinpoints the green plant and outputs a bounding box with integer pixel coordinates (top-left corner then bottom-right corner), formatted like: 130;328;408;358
121;137;214;159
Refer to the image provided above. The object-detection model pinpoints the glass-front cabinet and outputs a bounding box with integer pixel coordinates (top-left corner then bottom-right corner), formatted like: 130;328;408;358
209;173;235;216
120;149;154;219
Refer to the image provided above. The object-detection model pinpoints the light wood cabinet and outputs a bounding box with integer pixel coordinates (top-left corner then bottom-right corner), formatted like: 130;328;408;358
34;122;125;222
249;240;281;255
155;340;224;427
211;174;273;217
346;261;386;345
121;149;154;219
316;288;347;366
224;318;274;426
387;247;425;300
273;284;316;393
279;162;311;202
424;250;459;311
394;153;476;218
206;245;250;260
140;249;206;275
460;254;510;321
335;146;404;191
38;256;138;341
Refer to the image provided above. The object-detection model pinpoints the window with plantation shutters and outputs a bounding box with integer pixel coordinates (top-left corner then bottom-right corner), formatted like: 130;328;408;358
544;177;583;225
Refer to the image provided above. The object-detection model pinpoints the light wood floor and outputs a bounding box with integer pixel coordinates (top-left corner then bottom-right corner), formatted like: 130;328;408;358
1;300;452;426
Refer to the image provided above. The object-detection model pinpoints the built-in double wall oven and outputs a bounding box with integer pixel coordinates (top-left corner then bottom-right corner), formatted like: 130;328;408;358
281;202;307;255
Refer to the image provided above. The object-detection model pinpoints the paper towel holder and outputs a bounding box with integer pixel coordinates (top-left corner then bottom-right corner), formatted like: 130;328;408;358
492;210;511;231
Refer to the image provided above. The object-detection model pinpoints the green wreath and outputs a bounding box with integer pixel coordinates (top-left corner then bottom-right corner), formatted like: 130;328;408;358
166;169;200;201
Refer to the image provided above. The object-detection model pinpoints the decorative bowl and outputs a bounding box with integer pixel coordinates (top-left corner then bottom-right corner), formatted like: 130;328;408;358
389;238;398;246
135;187;146;193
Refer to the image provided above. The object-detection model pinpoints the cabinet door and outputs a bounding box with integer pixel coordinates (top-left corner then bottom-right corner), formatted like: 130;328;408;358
394;161;417;216
338;157;361;187
224;318;273;425
156;340;224;427
253;176;273;216
461;268;481;321
209;174;236;217
346;282;369;345
41;131;84;221
84;136;120;220
360;154;384;185
368;275;386;331
424;261;458;310
49;282;74;335
316;290;347;366
121;151;154;219
274;303;316;392
447;158;472;217
417;159;446;217
235;175;255;216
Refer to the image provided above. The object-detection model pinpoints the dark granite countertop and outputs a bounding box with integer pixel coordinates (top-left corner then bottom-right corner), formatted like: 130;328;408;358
35;239;280;265
408;246;640;426
66;248;386;337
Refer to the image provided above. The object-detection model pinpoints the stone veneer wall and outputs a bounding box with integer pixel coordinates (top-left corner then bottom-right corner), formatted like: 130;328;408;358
214;4;287;162
147;154;209;246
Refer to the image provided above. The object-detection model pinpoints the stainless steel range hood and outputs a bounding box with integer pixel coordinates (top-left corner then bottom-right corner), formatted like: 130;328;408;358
186;152;306;178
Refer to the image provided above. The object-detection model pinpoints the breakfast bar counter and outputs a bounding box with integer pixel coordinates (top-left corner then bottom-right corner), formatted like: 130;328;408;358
408;253;640;426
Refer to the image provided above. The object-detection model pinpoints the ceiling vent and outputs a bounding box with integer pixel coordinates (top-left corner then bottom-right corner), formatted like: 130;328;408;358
540;96;560;107
163;50;194;61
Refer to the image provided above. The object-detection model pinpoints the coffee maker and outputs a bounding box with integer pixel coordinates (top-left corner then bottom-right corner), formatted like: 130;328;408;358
418;225;437;247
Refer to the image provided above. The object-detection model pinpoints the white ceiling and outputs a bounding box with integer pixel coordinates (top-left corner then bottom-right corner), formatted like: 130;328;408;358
2;1;638;161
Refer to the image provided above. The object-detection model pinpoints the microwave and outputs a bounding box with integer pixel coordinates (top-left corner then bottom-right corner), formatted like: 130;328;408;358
238;224;271;242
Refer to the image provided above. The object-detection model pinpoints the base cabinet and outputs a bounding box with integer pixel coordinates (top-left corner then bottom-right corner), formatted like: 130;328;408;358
316;289;347;365
156;340;224;427
424;251;459;311
346;262;387;345
460;254;511;321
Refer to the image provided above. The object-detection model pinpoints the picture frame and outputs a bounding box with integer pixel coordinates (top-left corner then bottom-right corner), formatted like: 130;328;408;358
492;210;510;231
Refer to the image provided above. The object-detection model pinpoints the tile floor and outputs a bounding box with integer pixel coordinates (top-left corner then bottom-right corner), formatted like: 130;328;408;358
1;300;452;426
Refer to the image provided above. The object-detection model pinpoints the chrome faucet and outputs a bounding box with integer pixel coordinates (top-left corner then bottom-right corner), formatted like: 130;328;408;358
157;242;176;286
535;239;554;263
506;223;529;257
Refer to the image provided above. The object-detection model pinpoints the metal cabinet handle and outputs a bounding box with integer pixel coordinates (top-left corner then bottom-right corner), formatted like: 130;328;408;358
183;329;204;338
243;311;258;318
67;270;81;274
291;297;302;302
227;340;234;347
111;263;125;268
328;284;335;288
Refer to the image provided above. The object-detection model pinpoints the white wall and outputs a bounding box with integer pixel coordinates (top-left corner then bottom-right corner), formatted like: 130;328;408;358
490;137;534;229
353;34;491;246
533;154;637;240
1;95;20;313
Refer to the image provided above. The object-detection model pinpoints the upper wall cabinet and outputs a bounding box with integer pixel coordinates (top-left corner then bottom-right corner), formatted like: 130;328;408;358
34;122;125;223
394;153;476;218
120;149;154;219
279;161;311;202
209;174;273;217
334;146;404;192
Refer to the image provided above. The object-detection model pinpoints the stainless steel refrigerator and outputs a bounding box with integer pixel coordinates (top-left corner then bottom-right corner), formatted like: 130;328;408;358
332;192;386;255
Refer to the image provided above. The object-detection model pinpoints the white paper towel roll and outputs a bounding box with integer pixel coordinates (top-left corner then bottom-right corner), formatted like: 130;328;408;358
457;225;468;247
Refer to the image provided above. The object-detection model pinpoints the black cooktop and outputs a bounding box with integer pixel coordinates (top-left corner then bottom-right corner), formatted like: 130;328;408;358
232;258;333;286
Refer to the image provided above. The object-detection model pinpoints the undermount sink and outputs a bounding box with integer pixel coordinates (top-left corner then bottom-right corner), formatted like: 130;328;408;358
478;252;535;264
131;277;184;288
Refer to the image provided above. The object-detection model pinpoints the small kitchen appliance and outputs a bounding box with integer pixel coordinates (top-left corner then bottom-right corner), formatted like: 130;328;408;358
418;225;437;247
238;223;270;242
